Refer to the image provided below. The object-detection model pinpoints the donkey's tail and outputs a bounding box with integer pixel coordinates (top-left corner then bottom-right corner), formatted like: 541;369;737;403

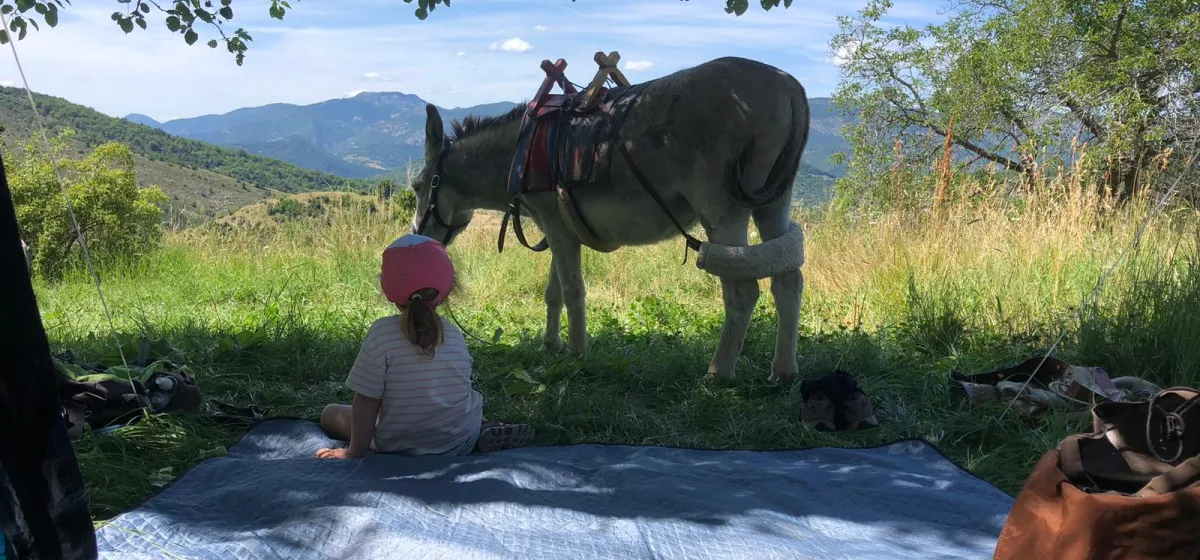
723;90;810;209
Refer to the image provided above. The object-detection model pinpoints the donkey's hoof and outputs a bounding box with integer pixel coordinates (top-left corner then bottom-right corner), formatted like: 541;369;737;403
769;361;797;384
540;336;563;353
768;369;796;384
706;362;736;383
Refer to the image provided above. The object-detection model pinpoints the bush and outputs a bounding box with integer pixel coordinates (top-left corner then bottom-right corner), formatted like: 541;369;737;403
8;131;167;280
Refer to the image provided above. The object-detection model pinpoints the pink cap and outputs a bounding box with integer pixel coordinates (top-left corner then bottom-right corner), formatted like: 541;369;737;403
380;234;455;307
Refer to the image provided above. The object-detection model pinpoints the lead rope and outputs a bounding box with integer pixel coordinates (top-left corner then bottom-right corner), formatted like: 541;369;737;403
998;148;1200;422
1145;388;1200;463
2;11;140;400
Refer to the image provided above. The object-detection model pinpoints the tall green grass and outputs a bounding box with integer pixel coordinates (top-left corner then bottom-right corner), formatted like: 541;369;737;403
33;179;1200;521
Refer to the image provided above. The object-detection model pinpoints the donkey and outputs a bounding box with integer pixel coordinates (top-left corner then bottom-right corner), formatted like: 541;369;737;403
411;56;810;383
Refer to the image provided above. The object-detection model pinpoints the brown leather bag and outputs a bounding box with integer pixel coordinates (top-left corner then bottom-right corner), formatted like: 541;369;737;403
993;387;1200;560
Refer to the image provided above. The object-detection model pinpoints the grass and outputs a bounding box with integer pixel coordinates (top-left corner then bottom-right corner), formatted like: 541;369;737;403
32;183;1200;523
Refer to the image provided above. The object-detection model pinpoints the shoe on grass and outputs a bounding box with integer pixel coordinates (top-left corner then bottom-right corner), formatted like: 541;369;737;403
800;391;837;431
475;421;536;453
800;370;879;431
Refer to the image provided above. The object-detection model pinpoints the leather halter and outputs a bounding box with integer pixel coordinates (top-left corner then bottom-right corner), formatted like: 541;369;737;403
413;141;470;245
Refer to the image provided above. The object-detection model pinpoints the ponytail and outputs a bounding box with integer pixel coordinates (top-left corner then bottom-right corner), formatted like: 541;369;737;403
403;287;444;359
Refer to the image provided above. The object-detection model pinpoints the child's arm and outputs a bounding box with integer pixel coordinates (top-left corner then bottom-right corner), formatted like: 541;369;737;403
346;392;382;458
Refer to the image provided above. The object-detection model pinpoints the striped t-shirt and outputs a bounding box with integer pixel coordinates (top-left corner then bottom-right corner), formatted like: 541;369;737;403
345;315;484;455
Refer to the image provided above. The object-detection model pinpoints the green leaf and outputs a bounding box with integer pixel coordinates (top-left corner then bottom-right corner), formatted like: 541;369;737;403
165;15;181;31
184;28;197;45
140;3;150;13
222;0;231;5
15;0;34;14
268;5;280;18
207;39;218;48
219;6;232;19
415;7;428;20
34;3;46;14
149;467;174;488
504;380;545;396
44;9;57;26
52;358;87;380
510;367;538;384
76;373;124;384
0;6;12;15
135;17;146;30
118;17;134;34
0;30;8;44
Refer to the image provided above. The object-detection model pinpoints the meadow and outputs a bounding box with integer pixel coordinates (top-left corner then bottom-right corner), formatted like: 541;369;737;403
33;178;1200;523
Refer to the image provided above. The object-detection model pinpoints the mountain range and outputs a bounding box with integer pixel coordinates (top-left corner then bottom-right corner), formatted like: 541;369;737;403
125;91;852;192
0;84;853;225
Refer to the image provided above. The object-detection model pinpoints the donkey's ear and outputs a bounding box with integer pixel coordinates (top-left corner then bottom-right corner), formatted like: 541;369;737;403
424;104;444;159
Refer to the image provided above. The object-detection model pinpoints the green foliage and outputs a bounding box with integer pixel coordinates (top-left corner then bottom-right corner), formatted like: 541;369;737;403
265;194;382;224
393;187;417;223
831;0;1200;203
267;197;305;220
8;131;167;280
374;179;396;201
0;0;290;66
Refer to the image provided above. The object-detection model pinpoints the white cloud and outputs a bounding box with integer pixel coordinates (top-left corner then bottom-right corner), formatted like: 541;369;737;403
829;41;859;66
488;37;533;53
0;80;13;87
623;60;653;71
533;25;549;31
455;51;468;58
364;71;381;79
345;90;364;97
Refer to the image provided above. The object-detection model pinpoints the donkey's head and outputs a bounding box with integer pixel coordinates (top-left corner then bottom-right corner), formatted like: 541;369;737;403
411;104;475;246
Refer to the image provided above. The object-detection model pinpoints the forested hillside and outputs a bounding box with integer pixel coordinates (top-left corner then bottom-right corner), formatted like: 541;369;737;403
0;86;365;219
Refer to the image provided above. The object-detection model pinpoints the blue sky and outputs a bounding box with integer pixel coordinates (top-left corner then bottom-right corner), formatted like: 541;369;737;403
0;0;942;122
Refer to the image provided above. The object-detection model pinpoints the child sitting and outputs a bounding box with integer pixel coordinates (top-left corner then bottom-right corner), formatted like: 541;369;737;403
316;234;534;459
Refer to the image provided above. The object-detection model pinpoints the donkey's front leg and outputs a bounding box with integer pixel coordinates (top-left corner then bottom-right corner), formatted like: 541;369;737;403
549;238;588;356
542;255;564;352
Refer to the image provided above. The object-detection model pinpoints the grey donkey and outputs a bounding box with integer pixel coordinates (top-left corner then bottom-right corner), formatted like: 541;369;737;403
411;56;810;383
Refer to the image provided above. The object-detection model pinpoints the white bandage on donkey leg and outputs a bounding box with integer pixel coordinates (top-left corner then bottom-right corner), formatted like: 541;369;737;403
695;221;805;280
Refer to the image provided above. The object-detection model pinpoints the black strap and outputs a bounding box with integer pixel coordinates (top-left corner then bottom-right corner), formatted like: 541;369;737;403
615;139;703;252
498;197;548;253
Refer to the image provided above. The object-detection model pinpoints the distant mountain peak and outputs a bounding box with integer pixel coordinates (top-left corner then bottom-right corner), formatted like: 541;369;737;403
124;113;163;128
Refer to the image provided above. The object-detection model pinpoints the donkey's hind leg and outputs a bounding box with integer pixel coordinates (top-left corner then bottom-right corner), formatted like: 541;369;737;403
752;203;803;384
704;212;761;382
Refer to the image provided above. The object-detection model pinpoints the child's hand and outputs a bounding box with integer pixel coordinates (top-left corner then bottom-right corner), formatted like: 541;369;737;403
316;447;356;460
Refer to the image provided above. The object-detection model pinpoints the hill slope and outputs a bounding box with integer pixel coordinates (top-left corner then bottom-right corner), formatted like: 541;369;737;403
0;87;364;220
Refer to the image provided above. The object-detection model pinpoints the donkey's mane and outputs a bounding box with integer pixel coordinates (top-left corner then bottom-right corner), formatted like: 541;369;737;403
448;104;527;142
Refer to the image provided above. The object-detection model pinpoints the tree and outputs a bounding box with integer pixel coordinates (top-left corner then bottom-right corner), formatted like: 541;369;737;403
7;130;168;279
0;1;792;66
831;0;1199;201
374;178;396;201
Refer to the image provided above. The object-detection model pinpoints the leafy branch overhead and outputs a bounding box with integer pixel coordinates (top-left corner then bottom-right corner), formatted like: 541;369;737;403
0;0;793;66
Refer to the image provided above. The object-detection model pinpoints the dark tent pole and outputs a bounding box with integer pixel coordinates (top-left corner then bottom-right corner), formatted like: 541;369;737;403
0;149;97;559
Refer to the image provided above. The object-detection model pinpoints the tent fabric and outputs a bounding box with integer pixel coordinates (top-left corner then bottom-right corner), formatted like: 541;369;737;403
0;150;98;560
95;419;1012;559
